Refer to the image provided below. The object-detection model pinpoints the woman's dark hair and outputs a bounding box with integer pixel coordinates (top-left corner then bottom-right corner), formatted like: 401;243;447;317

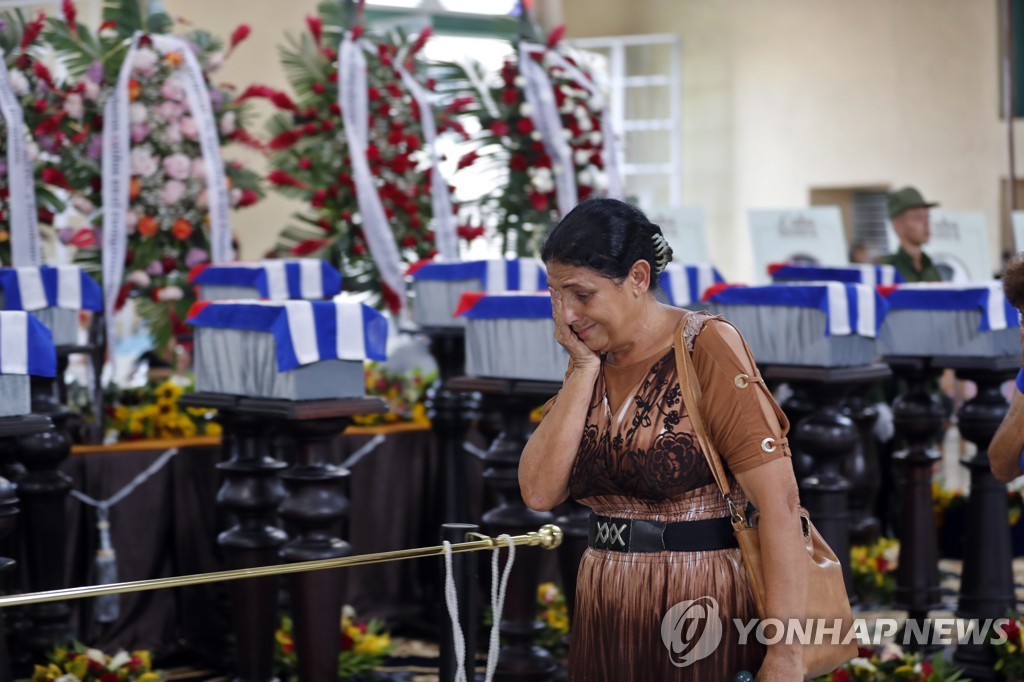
540;198;673;290
1003;253;1024;311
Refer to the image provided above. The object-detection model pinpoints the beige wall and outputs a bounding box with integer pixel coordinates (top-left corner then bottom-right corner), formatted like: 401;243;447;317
565;0;1009;281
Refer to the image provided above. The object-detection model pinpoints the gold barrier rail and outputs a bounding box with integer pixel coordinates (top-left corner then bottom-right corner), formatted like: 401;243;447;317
0;524;563;609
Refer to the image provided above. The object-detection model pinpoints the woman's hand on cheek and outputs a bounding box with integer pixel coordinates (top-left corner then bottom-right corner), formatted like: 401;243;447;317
552;292;600;370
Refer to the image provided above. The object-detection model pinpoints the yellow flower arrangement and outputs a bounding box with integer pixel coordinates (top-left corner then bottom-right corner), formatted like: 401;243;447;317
31;643;162;681
274;609;392;680
353;363;436;427
105;376;219;442
850;537;899;605
536;581;570;658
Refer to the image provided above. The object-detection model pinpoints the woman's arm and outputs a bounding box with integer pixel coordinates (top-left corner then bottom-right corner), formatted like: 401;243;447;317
990;375;1024;483
735;458;807;680
519;291;601;512
519;363;599;511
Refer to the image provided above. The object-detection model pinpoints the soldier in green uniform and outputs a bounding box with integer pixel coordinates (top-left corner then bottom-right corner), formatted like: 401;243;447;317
880;186;943;283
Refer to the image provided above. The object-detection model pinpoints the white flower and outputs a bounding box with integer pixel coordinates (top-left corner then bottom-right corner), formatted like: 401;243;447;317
880;642;904;662
850;657;877;672
559;100;574;114
882;543;899;567
55;675;79;682
83;78;101;101
85;648;106;664
130;147;158;177
589;131;603;145
342;605;357;621
8;70;28;96
108;651;132;670
191;158;208;179
25;140;38;163
592;168;608;191
71;196;95;215
562;129;572;140
99;25;118;40
206;50;224;73
578;116;593;132
529;167;554;194
230;187;242;205
519;103;534;118
220;111;237;137
574;149;591;166
530;130;542;141
132;47;159;75
129;102;148;125
64;93;85;120
156;286;184;302
577;168;593;187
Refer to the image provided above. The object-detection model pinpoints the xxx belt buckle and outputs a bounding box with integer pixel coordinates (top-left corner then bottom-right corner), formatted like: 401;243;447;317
592;517;631;551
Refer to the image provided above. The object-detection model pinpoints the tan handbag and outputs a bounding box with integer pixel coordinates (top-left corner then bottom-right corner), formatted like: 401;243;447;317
673;315;857;680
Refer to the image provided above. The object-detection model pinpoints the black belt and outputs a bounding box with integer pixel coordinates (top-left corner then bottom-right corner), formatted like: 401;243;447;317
588;514;738;553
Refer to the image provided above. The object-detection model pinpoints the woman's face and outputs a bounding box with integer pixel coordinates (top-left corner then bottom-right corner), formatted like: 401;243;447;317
546;260;643;353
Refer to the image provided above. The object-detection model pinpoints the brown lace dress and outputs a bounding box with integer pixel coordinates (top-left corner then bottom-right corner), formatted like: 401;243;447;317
556;312;793;681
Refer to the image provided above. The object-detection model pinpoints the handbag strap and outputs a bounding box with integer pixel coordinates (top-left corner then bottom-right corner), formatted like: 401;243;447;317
673;313;743;525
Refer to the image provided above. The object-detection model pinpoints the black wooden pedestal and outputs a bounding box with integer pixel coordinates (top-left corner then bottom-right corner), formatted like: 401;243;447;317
884;357;946;650
0;416;45;681
764;363;891;601
942;356;1019;680
235;397;385;682
180;393;289;682
448;377;561;682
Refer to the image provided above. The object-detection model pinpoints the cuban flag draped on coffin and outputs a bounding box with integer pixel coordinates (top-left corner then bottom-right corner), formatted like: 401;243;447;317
410;258;548;328
187;298;387;400
189;259;343;301
708;282;886;367
456;291;566;382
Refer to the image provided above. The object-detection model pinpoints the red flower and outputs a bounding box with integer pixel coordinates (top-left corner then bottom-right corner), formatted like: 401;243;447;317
516;117;534;135
312;82;326;95
831;670;851;682
268;129;302;150
34;111;67;136
321;119;334;132
21;12;45;50
237;189;260;207
529;191;549;212
298;157;312;170
366;144;380;162
389;154;411;174
368;86;381;101
490;121;509;137
352;243;366;256
402;235;418;248
37;208;54;224
115;284;132;311
69;228;96;248
270;91;298;111
875;556;889;574
291;238;327;256
62;0;77;35
310;189;328;207
33;61;55;88
302;123;318;136
407;27;432;61
229;24;251;52
381;284;401;313
1001;618;1020;644
546;25;566;49
386;83;402;99
509;154;528;172
501;88;518;105
307;15;323;47
457;151;477;170
41;167;70;189
921;660;933;676
268;170;308;189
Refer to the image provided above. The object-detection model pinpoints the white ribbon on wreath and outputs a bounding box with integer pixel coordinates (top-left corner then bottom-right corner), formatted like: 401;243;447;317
102;32;232;348
394;55;458;261
0;47;42;266
339;32;407;310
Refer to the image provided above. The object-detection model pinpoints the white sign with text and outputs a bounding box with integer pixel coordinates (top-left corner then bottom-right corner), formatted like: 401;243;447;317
747;207;847;283
888;210;992;282
648;206;712;264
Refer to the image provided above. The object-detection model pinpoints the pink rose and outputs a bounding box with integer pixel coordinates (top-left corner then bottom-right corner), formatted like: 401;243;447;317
196;189;209;209
130;123;151;143
191;158;207;180
64;94;84;120
180;116;198;140
161;180;187;204
163;122;182;145
132;48;159;76
162;153;191;180
154;101;184;122
160;77;185;102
